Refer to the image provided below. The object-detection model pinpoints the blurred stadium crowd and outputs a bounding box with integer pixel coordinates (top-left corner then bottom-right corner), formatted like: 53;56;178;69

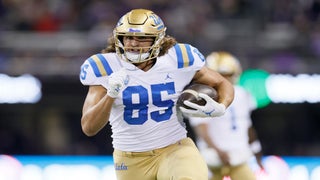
0;0;320;156
1;0;320;75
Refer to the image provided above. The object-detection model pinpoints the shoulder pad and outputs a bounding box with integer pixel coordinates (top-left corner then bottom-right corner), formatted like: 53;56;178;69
79;54;113;86
173;43;205;69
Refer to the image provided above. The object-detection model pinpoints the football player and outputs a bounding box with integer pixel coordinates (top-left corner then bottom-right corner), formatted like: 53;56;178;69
189;52;264;180
79;9;234;180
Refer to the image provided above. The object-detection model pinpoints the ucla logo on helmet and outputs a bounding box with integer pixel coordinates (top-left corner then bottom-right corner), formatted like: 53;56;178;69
149;14;165;30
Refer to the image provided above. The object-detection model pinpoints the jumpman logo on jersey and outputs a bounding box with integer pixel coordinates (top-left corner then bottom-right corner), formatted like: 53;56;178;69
165;73;173;80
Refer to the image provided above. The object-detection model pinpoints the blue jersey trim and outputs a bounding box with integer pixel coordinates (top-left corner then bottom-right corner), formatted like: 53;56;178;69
88;54;113;77
97;54;113;75
88;57;101;77
174;44;183;69
185;44;194;66
174;44;195;69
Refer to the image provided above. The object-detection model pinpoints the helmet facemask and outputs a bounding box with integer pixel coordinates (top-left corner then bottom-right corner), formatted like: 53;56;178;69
113;9;166;63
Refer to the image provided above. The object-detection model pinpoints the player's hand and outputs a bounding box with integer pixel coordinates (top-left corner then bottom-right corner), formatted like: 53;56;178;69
106;68;129;98
179;93;226;117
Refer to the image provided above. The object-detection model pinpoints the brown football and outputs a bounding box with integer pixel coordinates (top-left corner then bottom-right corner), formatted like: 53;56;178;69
177;83;219;110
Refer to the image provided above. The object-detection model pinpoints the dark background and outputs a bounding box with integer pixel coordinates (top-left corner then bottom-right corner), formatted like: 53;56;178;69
1;0;320;156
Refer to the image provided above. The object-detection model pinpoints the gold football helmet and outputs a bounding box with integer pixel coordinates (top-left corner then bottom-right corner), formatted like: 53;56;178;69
113;9;166;63
206;51;242;83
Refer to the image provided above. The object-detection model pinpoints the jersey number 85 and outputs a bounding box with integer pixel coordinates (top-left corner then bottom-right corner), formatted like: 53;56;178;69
123;82;175;125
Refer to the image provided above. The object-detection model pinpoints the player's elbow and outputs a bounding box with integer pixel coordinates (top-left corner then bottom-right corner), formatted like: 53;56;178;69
81;119;98;137
82;125;98;137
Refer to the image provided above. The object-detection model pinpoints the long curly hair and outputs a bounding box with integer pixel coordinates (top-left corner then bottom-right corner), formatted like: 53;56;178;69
101;35;178;57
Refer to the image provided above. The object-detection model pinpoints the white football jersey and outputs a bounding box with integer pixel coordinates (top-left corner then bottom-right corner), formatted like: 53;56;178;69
80;43;205;152
189;85;257;165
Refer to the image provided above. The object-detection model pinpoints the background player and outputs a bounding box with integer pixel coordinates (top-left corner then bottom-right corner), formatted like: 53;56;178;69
79;9;234;180
189;51;264;180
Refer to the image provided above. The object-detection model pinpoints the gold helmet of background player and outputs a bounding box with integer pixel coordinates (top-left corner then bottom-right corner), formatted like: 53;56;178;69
113;9;167;63
206;51;242;84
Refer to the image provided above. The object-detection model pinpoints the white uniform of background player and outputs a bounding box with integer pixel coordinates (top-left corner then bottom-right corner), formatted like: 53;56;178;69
189;52;264;180
191;85;257;164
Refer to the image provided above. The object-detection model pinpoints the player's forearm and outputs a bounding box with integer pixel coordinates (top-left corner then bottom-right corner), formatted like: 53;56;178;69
203;135;220;152
193;67;234;108
216;80;234;108
81;95;114;136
